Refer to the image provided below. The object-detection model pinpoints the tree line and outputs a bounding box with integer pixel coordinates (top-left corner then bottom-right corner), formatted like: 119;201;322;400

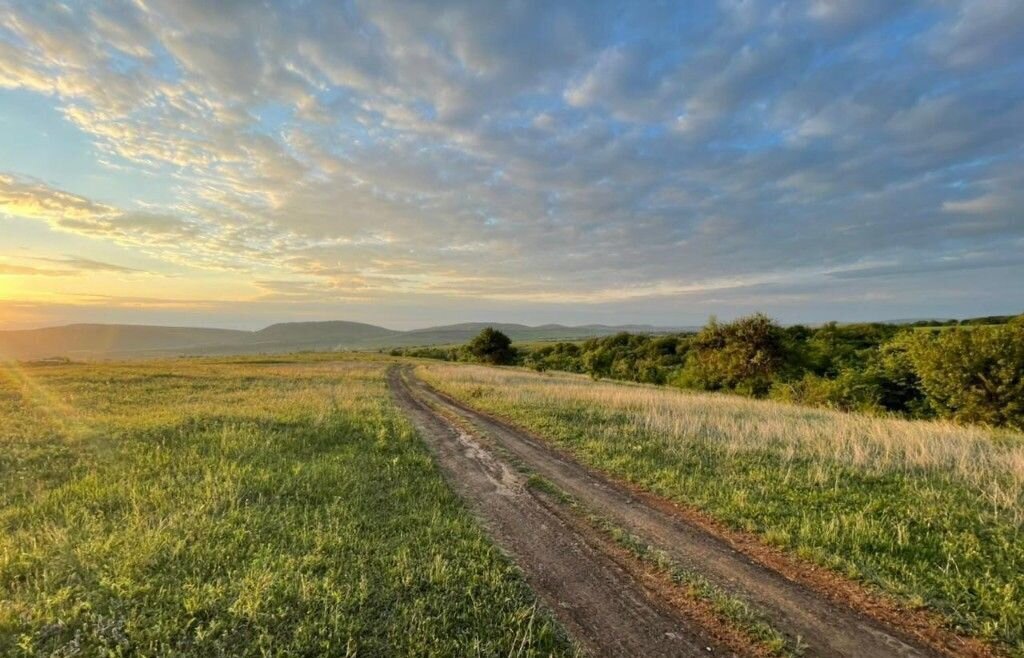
390;314;1024;429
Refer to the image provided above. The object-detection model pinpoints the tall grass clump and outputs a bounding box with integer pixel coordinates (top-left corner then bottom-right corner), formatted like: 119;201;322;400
420;363;1024;655
0;355;571;657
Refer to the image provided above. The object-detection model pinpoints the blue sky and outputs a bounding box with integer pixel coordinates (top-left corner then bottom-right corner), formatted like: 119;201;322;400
0;0;1022;329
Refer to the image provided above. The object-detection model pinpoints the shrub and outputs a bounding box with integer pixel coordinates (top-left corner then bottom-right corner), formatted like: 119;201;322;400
682;314;790;396
522;342;584;373
447;313;1023;429
904;320;1024;429
863;334;929;416
467;328;517;365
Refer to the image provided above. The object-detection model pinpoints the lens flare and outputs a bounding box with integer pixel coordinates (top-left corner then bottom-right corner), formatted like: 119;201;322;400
0;358;83;435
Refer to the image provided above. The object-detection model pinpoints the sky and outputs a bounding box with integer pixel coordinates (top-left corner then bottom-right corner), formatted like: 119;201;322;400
0;1;1022;330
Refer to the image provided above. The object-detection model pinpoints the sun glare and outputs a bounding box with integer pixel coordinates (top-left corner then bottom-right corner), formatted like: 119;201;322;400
0;359;81;430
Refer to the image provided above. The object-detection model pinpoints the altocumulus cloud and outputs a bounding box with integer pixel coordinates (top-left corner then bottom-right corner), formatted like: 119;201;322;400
0;0;1022;323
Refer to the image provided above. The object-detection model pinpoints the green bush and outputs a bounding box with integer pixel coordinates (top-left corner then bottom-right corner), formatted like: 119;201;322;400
904;319;1024;429
523;342;584;373
681;314;790;396
467;328;517;365
431;313;1024;429
862;334;930;416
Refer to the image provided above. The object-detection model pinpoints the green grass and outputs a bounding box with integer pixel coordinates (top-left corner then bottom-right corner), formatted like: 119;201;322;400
524;475;798;656
420;363;1024;656
0;355;572;657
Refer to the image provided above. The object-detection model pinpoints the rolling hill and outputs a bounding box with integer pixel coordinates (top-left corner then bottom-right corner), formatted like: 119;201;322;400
0;320;685;360
0;324;254;361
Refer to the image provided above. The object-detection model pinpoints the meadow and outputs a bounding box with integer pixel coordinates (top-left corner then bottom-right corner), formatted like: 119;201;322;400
0;355;571;656
418;363;1024;655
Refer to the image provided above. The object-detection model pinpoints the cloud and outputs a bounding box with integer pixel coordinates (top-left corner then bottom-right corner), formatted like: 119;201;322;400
926;0;1024;69
33;256;144;274
0;174;196;243
0;254;147;280
942;194;1009;215
0;174;114;222
829;254;1024;279
0;262;68;276
0;0;1022;322
254;279;338;300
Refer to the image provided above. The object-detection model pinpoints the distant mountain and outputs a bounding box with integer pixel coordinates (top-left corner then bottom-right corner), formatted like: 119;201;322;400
255;320;401;342
0;324;253;360
0;320;684;360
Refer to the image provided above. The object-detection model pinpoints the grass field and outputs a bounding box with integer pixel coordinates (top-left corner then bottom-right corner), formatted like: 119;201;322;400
418;363;1024;655
0;355;572;657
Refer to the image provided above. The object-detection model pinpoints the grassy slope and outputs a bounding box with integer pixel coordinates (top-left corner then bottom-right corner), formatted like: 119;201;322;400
0;355;571;657
419;363;1024;655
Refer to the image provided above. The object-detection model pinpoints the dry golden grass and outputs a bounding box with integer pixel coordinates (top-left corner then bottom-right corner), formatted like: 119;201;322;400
422;364;1024;519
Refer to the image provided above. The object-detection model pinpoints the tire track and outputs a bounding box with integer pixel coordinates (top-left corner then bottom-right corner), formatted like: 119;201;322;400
399;366;977;658
388;366;735;657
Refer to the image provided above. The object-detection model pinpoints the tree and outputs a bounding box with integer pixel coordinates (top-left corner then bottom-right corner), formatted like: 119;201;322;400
861;332;928;416
467;327;516;365
904;319;1024;428
680;313;789;396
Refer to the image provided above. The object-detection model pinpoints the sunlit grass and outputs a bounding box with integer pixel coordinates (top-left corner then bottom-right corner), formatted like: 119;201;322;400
420;362;1024;655
0;355;571;656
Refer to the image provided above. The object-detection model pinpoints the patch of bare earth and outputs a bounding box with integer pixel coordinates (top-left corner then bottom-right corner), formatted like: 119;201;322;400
398;366;998;658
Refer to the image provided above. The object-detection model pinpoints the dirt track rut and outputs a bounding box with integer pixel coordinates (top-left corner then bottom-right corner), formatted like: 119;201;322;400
388;366;731;657
391;366;968;658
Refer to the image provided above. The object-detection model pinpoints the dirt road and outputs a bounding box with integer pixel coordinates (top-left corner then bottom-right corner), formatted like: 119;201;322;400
390;366;971;658
388;366;732;657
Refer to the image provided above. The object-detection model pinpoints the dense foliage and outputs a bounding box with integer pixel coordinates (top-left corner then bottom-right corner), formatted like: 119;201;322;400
905;322;1024;428
677;314;791;396
466;327;517;365
395;315;1024;429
